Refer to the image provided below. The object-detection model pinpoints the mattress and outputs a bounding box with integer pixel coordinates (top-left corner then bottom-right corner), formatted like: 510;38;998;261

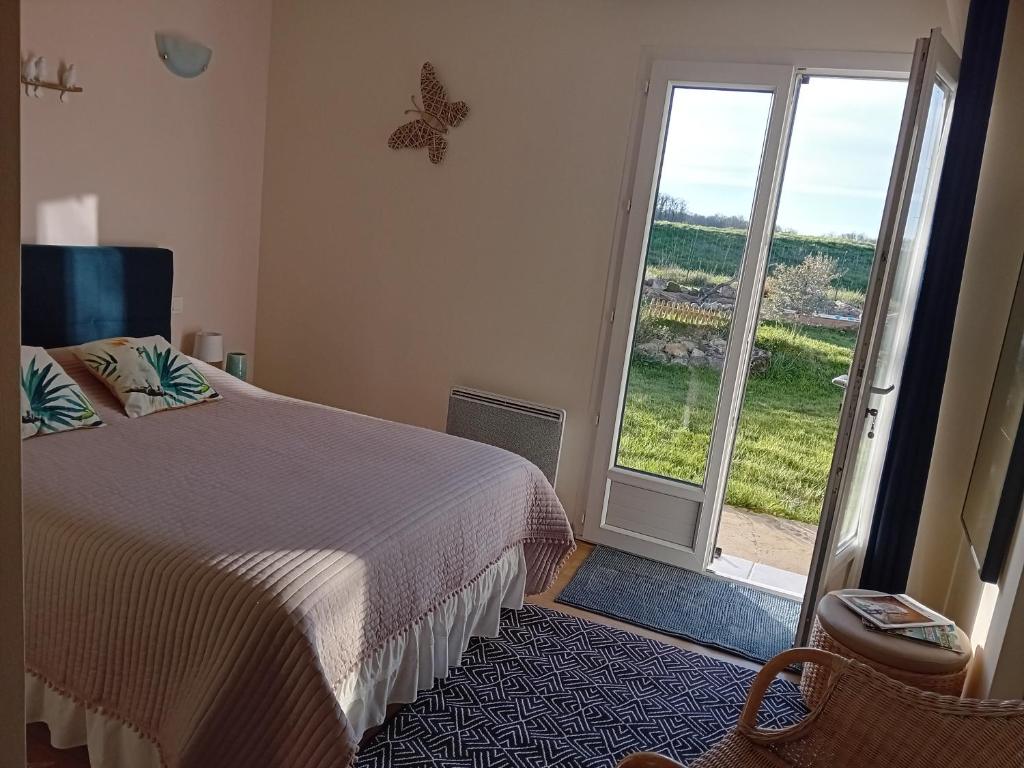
23;351;575;767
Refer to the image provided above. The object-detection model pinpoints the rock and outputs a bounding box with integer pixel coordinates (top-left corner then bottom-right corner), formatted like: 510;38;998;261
718;284;736;299
710;337;727;350
749;347;772;375
681;339;696;352
651;277;667;291
688;348;708;367
643;277;654;287
665;280;682;293
669;357;688;366
633;341;666;362
663;342;688;359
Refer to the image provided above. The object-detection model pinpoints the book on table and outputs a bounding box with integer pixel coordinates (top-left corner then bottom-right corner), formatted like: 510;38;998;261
862;619;964;653
838;592;963;653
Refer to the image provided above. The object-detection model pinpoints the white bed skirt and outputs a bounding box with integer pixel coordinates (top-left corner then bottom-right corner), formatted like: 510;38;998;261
27;544;528;767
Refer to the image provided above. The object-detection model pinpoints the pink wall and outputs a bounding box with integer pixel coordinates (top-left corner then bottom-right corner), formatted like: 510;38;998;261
20;0;272;358
256;0;953;529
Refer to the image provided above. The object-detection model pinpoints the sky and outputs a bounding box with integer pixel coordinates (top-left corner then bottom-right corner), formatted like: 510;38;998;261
657;77;908;238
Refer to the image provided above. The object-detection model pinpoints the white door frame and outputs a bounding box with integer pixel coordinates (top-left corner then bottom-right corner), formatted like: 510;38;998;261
583;59;796;570
796;29;960;643
582;47;926;580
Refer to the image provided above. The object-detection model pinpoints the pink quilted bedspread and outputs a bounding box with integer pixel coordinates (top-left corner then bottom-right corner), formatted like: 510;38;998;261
23;352;574;767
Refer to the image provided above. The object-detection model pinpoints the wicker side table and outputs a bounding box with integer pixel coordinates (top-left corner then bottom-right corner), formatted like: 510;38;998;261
800;590;971;709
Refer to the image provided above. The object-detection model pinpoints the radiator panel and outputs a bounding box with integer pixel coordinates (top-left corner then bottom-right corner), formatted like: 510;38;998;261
445;388;564;486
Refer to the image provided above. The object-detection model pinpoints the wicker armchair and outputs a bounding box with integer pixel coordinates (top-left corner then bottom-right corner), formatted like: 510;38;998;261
618;647;1024;768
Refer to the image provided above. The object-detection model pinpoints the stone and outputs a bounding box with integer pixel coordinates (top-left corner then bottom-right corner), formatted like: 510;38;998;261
710;337;727;349
690;347;705;358
651;277;667;291
669;357;688;366
663;342;688;359
749;347;772;375
633;341;666;362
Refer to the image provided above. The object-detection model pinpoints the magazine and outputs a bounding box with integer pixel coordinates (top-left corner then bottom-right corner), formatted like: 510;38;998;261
862;619;964;653
838;592;949;630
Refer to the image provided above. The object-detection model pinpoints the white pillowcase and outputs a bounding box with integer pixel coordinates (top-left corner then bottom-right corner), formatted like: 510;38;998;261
75;336;221;419
20;346;104;439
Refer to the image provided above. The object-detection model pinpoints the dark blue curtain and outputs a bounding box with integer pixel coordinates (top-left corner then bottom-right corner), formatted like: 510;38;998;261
861;0;1011;592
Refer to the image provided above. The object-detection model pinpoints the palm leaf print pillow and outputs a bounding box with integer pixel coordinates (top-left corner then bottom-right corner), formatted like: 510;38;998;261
20;347;104;438
75;336;221;418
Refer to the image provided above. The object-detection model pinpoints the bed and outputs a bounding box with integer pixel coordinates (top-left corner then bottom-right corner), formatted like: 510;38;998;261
21;245;575;767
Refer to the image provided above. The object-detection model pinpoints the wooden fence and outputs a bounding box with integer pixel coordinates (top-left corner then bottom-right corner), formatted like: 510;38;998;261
643;298;731;329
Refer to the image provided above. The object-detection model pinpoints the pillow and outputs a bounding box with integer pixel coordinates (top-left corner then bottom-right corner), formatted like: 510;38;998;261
75;336;221;418
20;346;104;439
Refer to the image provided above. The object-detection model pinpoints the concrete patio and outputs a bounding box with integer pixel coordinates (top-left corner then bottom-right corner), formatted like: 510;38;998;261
710;505;817;597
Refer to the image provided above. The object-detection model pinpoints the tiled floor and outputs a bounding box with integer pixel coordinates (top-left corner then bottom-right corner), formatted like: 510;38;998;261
709;551;808;597
28;540;794;765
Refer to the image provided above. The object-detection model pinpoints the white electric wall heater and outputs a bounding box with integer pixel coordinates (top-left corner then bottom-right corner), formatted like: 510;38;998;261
445;387;565;486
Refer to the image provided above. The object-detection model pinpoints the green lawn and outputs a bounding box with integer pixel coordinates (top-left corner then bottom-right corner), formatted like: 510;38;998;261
616;322;855;524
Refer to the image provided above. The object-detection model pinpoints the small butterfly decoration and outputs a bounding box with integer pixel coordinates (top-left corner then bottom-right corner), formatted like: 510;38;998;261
388;62;469;164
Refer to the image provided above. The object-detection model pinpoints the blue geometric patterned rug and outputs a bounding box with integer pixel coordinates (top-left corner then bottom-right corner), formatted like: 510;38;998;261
556;546;800;665
357;603;805;767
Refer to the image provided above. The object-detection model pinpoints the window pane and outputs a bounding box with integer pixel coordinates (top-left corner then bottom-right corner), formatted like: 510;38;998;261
615;86;772;486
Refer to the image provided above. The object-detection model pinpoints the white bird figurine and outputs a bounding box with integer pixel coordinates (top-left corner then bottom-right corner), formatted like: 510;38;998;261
59;64;78;102
21;56;38;96
33;57;47;97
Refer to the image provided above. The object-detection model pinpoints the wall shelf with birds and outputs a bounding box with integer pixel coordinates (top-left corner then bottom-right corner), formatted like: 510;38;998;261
21;55;82;101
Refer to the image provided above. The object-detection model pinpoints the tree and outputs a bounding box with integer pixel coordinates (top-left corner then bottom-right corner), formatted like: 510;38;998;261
654;193;689;222
763;253;843;332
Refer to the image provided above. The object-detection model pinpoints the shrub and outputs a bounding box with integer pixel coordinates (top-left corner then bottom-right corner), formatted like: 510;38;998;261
763;254;843;331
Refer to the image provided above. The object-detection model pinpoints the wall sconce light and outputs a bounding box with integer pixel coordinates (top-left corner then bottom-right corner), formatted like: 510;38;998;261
155;33;212;79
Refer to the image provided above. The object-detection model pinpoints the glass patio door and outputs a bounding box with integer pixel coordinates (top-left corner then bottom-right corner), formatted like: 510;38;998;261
583;60;795;570
797;29;959;643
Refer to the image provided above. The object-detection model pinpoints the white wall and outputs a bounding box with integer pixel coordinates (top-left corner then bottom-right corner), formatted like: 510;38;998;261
256;0;953;530
1;0;24;761
908;0;1024;698
20;0;273;358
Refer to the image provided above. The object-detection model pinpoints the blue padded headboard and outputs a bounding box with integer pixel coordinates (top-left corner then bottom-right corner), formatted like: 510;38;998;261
22;245;173;348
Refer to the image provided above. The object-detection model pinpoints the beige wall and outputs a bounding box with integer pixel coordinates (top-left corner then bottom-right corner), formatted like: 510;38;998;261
1;0;24;761
908;0;1024;697
20;0;273;357
256;0;952;530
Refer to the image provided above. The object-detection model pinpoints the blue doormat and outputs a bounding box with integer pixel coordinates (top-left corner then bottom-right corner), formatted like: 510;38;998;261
556;546;800;664
357;603;805;767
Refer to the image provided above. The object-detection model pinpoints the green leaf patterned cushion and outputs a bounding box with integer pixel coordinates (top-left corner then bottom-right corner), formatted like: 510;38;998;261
75;336;221;419
20;346;104;439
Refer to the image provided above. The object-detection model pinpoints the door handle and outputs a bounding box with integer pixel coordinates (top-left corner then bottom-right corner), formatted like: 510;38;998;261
831;374;895;396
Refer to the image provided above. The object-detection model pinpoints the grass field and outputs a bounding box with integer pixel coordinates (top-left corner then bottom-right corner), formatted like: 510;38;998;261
616;322;856;524
647;222;876;294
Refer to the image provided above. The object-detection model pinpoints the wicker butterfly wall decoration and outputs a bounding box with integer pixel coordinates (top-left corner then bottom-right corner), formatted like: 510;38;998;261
388;62;469;164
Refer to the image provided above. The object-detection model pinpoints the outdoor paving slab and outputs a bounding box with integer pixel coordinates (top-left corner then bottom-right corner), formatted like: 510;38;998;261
716;505;817;578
